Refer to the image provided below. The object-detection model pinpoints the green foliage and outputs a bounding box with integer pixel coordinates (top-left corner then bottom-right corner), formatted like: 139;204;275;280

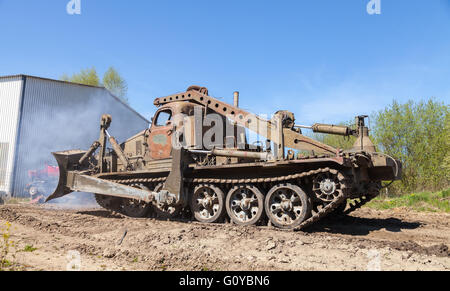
23;245;37;253
103;67;128;103
443;114;450;182
371;99;449;194
61;67;100;86
367;188;450;213
1;221;16;270
61;66;129;103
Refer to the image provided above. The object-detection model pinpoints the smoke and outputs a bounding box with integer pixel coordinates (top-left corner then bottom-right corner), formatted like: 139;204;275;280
43;193;99;209
15;84;148;208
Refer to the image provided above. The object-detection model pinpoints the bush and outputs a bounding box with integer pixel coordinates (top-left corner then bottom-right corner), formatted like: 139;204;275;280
371;99;449;194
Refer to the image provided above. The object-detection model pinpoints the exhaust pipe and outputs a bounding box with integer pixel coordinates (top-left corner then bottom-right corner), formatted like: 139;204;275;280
233;91;239;108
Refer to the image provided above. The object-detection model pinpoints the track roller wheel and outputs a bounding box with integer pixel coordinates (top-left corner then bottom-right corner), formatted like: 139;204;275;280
265;183;311;230
226;184;265;226
120;184;153;218
191;184;226;223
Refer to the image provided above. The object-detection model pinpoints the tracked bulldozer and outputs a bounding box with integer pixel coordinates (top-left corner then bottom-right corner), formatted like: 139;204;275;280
47;86;401;230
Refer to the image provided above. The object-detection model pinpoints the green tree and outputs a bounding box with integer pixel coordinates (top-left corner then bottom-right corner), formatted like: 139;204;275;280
61;67;129;103
103;67;128;103
372;99;449;194
443;113;450;182
61;67;100;86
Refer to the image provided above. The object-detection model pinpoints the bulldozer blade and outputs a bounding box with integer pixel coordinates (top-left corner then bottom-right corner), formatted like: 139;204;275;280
47;150;154;203
46;150;87;202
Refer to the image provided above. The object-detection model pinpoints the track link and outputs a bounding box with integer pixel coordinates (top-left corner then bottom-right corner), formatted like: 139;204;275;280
109;167;340;185
343;182;381;216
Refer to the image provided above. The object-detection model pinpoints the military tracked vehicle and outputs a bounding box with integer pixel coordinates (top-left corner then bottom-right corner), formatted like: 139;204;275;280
47;86;401;230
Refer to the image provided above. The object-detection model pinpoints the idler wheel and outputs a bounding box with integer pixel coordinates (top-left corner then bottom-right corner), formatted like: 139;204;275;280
312;172;342;203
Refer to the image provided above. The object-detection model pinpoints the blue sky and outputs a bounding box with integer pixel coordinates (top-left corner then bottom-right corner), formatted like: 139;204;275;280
0;0;449;124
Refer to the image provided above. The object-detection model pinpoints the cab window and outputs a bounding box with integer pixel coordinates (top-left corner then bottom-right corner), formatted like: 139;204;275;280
154;109;172;126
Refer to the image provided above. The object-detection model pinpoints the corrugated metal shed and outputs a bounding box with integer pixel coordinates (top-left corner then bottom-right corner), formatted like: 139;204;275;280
0;75;150;197
0;76;24;194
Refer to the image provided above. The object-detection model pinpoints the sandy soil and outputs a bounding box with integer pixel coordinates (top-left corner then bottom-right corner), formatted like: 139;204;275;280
0;204;449;271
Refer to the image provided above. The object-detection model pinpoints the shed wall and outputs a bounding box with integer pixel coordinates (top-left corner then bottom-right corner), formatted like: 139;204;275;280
12;76;149;197
0;76;23;194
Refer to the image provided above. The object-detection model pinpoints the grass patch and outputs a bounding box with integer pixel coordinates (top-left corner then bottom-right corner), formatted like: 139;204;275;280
366;188;450;213
4;198;30;205
23;245;37;253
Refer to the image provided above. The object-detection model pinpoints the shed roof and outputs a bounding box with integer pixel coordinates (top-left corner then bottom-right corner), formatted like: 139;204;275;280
0;74;150;123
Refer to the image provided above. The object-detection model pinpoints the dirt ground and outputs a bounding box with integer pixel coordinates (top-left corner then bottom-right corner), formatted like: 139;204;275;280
0;203;449;271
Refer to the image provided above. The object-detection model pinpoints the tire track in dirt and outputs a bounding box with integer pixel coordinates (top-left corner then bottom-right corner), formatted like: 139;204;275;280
0;205;449;271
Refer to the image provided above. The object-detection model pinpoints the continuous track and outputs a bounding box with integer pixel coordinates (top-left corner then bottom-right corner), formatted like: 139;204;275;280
96;167;364;230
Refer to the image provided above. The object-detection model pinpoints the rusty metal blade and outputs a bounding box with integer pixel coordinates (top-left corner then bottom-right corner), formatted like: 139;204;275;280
46;151;86;202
